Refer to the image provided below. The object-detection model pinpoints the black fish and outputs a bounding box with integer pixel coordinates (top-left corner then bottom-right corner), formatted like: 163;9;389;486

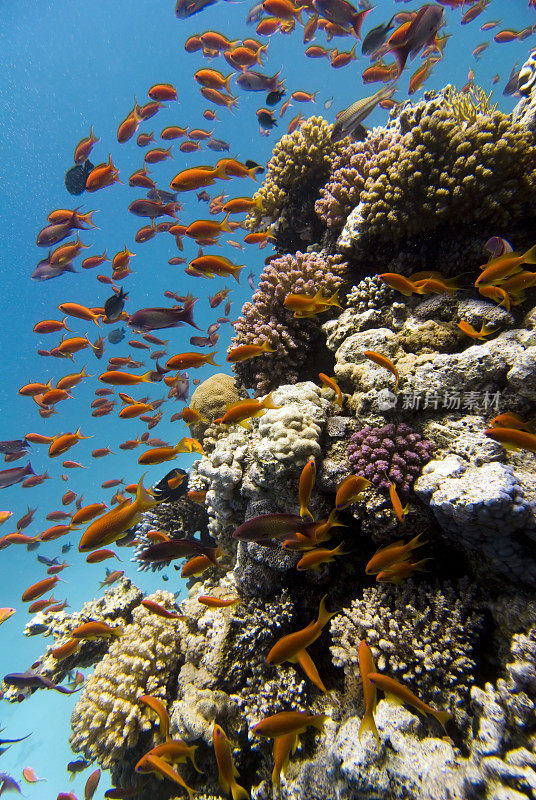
245;159;265;174
61;542;72;553
266;89;285;106
206;138;230;152
362;15;395;56
147;188;178;203
37;555;59;566
0;439;28;455
67;759;90;775
64;159;94;196
104;288;129;322
152;468;189;502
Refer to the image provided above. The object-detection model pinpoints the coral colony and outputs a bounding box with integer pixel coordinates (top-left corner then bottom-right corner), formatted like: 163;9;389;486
5;51;536;800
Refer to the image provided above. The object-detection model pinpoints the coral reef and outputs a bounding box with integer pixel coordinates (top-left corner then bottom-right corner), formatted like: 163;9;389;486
246;116;346;251
69;590;183;768
347;422;436;494
230;251;347;395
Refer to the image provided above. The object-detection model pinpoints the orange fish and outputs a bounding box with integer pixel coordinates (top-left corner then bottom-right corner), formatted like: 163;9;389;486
139;695;171;741
358;641;379;746
78;476;159;551
363;351;399;391
226;340;275;362
140;599;187;620
0;607;16;625
213;724;249;800
283;288;341;318
368;672;451;731
198;594;240;607
335;475;372;510
22;576;60;602
215;394;280;428
483;427;536;453
376;558;429;583
166;351;218;370
296;543;346;571
298;460;316;520
99;370;154;385
365;533;426;575
252;710;327;739
48;428;90;457
86;155;120;191
457;319;494;340
475;244;536;286
74;127;99;163
148;83;178;101
490;412;532;432
33;317;71;334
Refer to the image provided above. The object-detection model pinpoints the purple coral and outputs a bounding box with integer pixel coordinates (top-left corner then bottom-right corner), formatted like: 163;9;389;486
315;130;395;235
230;251;347;396
347;423;435;495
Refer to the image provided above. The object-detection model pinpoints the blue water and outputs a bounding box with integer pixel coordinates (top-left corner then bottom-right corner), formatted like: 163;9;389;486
0;0;534;796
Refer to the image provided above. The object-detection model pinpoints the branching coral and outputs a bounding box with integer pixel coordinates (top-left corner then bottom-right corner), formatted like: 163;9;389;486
330;578;484;720
315;128;395;236
246;116;347;251
347;422;436;494
231;250;347;395
69;590;183;768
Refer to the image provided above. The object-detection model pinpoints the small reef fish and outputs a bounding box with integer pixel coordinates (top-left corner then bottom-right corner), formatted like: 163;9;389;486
138;538;219;564
0;608;16;626
78;477;160;551
226;340;275;362
3;670;79;694
490;412;532;432
141;740;201;773
376;558;429;583
215;394;281;428
140;599;187;620
457;319;494;339
296;543;347;571
298;459;316;520
358;641;379;746
475;244;536;286
71;621;123;639
483;427;536;453
335;475;372;510
139;695;171;741
213;724;250;800
266;595;337;694
365;533;426;575
368;672;452;731
283;288;341;318
331;85;396;142
388;481;409;524
363;350;399;390
198;594;240;607
252;710;328;738
318;373;342;406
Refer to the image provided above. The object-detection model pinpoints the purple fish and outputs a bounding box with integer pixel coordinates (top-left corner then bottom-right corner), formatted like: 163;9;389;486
3;670;80;694
216;317;230;324
0;439;29;455
190;335;213;347
233;513;316;544
32;260;76;281
247;271;255;290
0;462;34;490
207;321;221;336
236;70;282;92
36;220;73;247
173;374;189;402
206;138;230;152
128;301;200;332
128;199;178;219
0;773;22;796
485;237;513;258
312;0;370;37
386;4;444;71
246;0;264;23
139;538;218;564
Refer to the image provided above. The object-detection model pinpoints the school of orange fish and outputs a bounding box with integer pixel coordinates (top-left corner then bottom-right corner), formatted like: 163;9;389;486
2;0;536;797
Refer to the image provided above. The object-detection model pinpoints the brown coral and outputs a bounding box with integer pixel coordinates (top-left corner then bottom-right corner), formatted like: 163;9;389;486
358;106;536;242
230;250;347;395
246;116;347;251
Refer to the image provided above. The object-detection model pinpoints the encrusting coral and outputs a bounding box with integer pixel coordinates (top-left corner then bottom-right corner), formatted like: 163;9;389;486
230;250;347;396
246;116;346;251
69;590;183;768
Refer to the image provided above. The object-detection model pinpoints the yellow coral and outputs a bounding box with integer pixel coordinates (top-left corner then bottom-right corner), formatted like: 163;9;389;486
69;591;183;768
444;84;498;125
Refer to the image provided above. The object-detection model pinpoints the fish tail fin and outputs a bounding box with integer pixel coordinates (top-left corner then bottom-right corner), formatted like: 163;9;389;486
231;781;250;800
261;339;276;353
523;243;536;264
317;594;337;627
432;709;452;733
300;504;314;520
390;45;409;73
207;351;219;366
261;391;282;410
412;557;431;573
351;9;368;39
232;265;244;283
247;166;259;181
358;710;380;747
221;212;232;232
409;531;427;552
140;370;155;383
113;625;124;637
61;317;72;332
328;288;342;308
224;73;234;92
135;474;158;510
